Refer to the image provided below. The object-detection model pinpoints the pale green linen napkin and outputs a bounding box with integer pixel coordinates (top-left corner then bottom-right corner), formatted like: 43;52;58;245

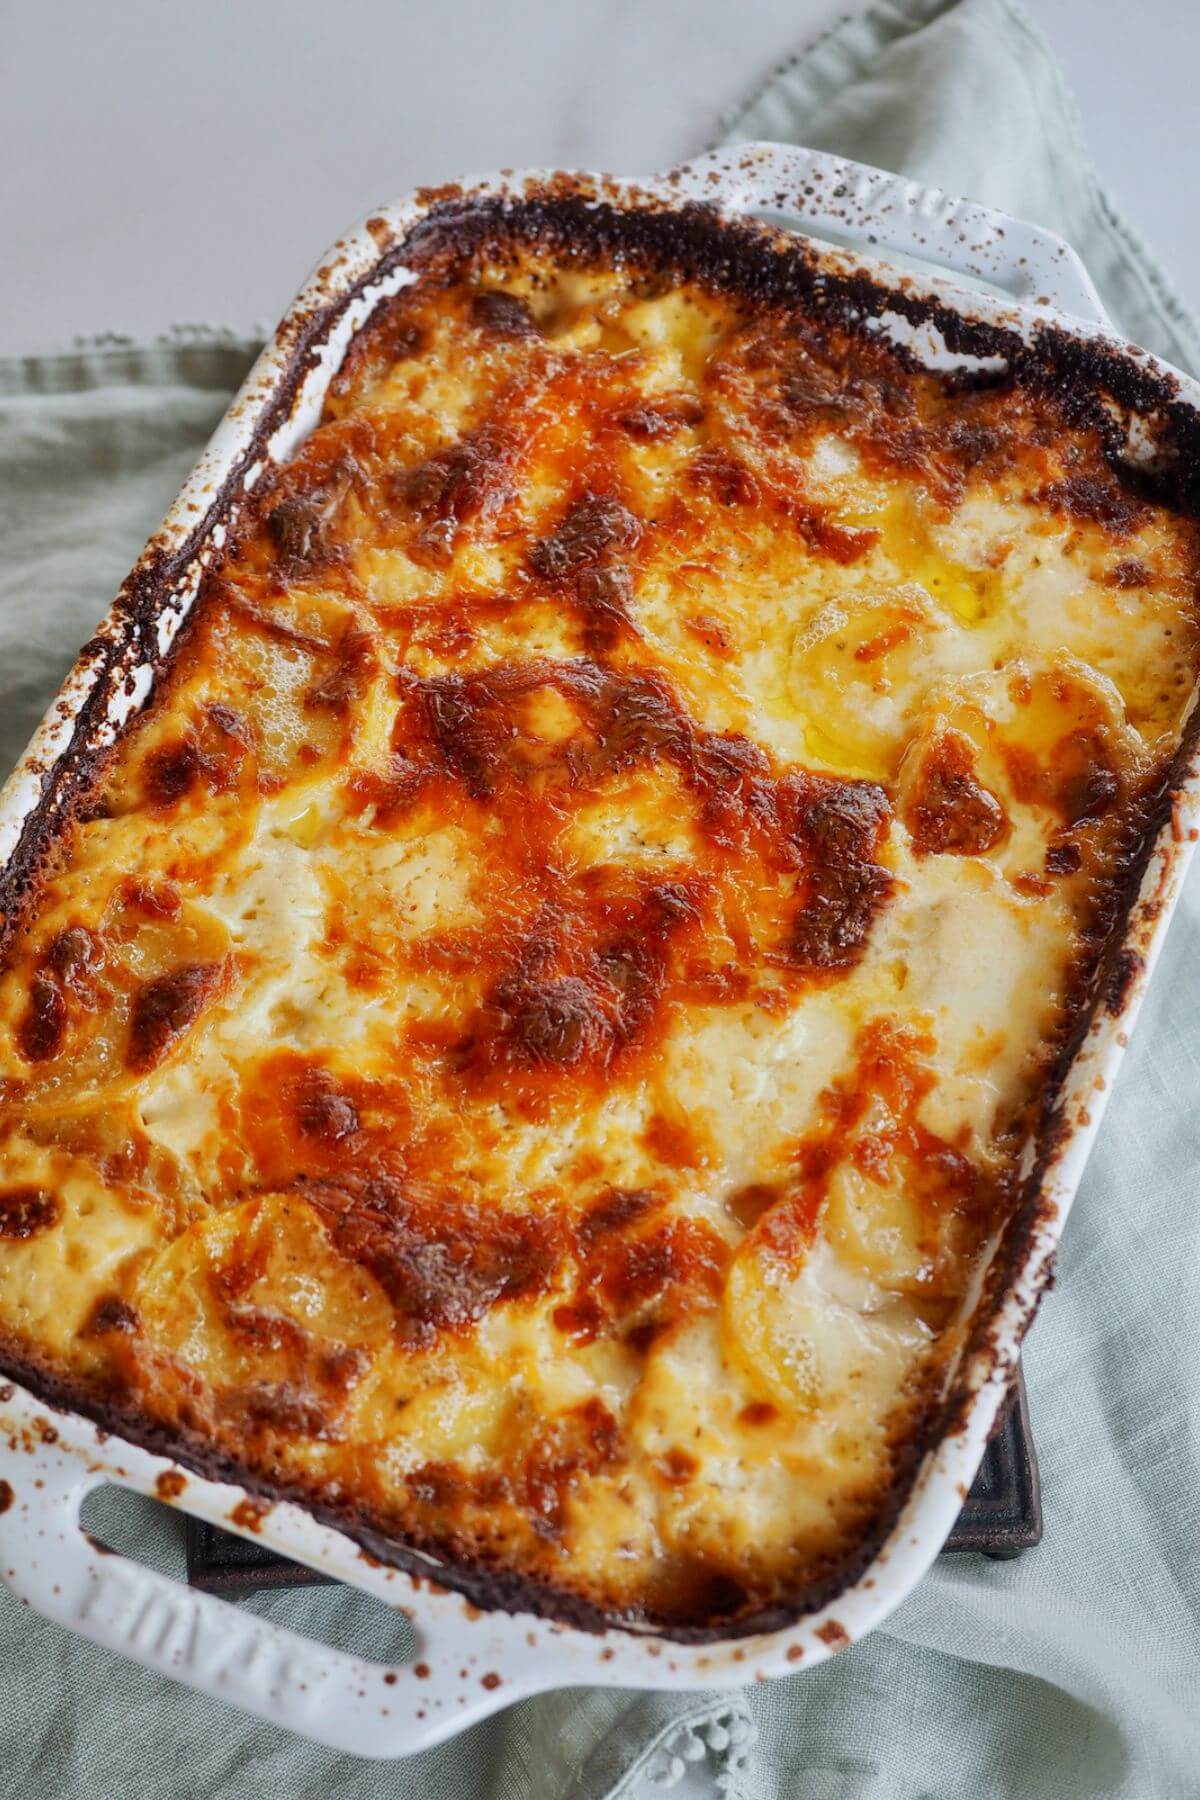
2;4;1199;1795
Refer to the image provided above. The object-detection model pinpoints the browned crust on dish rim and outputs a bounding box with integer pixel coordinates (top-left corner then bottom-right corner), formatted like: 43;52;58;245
1;180;1198;1644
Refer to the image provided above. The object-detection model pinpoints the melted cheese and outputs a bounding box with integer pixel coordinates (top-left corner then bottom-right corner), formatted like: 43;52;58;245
0;242;1197;1634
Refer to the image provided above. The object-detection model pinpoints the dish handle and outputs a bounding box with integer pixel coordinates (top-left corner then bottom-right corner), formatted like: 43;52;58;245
672;143;1109;326
0;1430;532;1759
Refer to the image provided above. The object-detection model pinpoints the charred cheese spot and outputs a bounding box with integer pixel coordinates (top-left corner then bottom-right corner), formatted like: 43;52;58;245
17;973;67;1064
529;494;645;651
1036;471;1145;538
403;425;518;566
529;494;643;581
470;290;540;340
0;235;1197;1635
126;962;224;1073
82;1294;139;1336
0;1187;60;1240
470;971;614;1071
617;398;705;441
901;728;1009;857
309;1179;564;1349
785;779;893;971
295;1069;359;1143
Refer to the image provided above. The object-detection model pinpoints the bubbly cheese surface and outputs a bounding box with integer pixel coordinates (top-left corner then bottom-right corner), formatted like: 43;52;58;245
0;227;1197;1633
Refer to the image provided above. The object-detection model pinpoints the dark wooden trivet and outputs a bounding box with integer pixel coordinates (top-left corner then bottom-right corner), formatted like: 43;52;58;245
944;1363;1041;1559
186;1365;1041;1594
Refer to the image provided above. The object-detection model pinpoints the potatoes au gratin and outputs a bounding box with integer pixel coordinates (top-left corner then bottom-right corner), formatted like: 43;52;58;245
0;197;1196;1636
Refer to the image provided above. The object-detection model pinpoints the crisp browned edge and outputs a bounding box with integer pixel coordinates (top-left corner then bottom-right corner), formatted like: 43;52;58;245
2;180;1198;1643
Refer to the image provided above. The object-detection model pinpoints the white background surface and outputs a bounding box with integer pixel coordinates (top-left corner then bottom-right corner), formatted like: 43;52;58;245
2;0;1198;355
1;2;1196;1791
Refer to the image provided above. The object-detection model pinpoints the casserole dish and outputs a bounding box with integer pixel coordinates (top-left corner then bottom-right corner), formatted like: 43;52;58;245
0;141;1198;1756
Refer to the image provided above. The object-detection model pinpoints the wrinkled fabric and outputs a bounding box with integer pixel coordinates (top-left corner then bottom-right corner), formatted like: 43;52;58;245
1;3;1199;1794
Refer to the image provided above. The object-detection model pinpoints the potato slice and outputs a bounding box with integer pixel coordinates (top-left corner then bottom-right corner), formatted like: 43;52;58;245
722;1233;931;1415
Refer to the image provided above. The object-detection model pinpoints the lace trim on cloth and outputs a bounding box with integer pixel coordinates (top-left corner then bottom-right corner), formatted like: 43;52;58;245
612;1701;757;1800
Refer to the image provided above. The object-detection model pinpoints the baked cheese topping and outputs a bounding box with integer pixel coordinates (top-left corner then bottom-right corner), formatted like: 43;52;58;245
0;226;1197;1632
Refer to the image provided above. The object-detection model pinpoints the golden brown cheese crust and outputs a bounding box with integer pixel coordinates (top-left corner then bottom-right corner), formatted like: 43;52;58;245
1;213;1199;1635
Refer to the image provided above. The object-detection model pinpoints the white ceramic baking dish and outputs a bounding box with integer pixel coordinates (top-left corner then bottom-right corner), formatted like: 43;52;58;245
1;143;1197;1759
